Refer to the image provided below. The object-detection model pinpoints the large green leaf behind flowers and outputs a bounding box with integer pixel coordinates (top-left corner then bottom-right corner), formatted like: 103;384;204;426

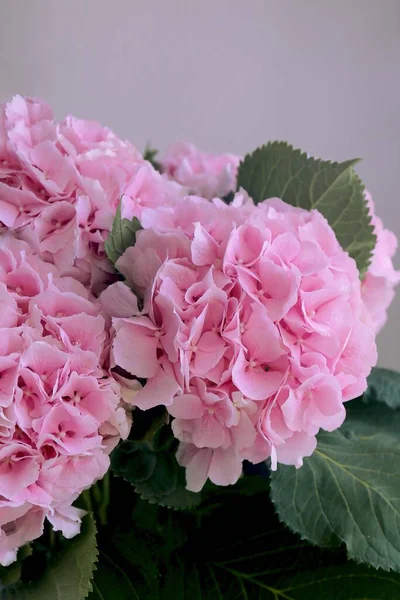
88;475;400;599
271;396;400;573
236;142;376;276
3;515;98;600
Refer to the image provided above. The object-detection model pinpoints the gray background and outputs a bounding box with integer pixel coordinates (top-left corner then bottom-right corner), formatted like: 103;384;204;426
0;0;399;368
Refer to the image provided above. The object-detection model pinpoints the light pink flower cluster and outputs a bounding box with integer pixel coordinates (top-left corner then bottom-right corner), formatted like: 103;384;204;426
361;192;400;333
162;141;240;200
0;235;129;566
108;193;377;492
0;95;182;293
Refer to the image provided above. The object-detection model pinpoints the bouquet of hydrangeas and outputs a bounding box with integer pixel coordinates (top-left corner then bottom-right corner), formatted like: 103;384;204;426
0;95;399;599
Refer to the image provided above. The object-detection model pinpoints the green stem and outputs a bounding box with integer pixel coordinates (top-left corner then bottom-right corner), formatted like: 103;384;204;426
92;482;102;504
19;543;32;560
82;489;93;512
98;471;110;526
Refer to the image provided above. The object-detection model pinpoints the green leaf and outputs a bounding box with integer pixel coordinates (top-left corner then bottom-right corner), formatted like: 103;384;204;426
112;443;157;484
237;142;376;275
222;190;235;204
271;401;400;572
143;144;161;172
112;529;160;591
88;554;140;600
136;468;201;510
364;367;400;409
111;425;202;510
11;514;98;600
341;398;400;439
86;487;161;600
81;472;400;599
87;528;161;600
205;563;400;600
104;202;142;266
0;563;21;588
136;481;400;599
129;406;169;443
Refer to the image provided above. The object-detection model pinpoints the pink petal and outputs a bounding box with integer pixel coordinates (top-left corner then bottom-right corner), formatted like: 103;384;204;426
112;318;159;378
176;443;212;492
133;364;181;409
0;200;18;227
232;350;283;401
208;447;243;487
242;303;284;363
116;245;161;293
47;505;86;539
231;411;257;451
192;415;227;449
0;507;45;567
100;282;139;318
193;332;226;375
191;223;219;266
274;432;317;468
168;393;204;419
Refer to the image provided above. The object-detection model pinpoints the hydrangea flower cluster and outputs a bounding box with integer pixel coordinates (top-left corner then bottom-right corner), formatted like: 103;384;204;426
0;236;129;566
0;95;182;293
161;141;240;199
109;193;377;492
0;93;398;568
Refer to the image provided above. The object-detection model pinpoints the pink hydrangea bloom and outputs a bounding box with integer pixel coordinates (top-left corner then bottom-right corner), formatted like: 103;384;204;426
0;95;184;293
0;235;130;565
110;194;377;492
161;141;240;200
361;192;400;333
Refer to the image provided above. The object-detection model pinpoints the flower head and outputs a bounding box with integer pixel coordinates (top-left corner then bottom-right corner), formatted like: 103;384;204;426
110;194;377;491
161;141;240;199
0;95;184;293
0;235;130;565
